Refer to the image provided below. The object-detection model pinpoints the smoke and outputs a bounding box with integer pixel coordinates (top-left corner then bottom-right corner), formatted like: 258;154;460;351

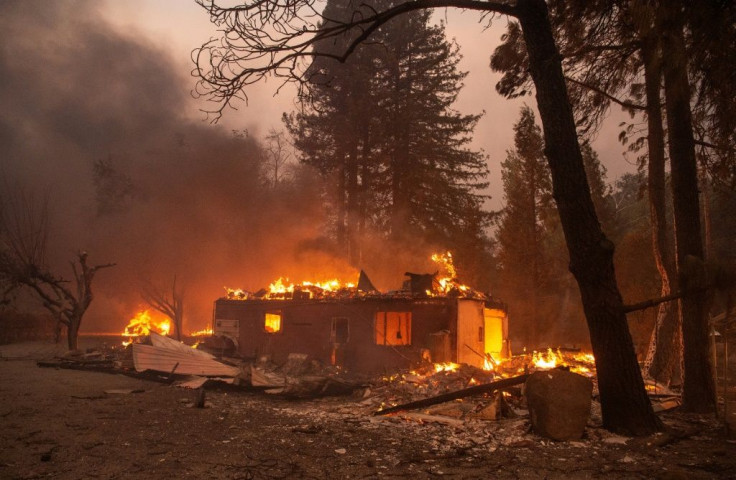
0;0;356;332
0;0;481;336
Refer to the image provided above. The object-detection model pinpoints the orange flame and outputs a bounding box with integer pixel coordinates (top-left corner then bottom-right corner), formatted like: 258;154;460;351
434;362;461;373
267;277;356;298
225;287;248;300
121;310;171;346
188;327;214;337
430;252;471;295
532;348;560;370
225;276;357;301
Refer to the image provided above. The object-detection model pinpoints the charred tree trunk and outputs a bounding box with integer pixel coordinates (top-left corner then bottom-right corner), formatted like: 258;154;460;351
640;21;681;385
660;1;716;413
389;151;409;243
357;134;373;266
67;313;82;350
346;144;360;266
528;160;539;348
142;275;185;341
336;152;347;255
517;0;660;435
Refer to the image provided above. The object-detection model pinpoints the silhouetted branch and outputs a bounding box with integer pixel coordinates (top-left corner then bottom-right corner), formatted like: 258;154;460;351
622;291;684;314
141;275;185;340
564;75;646;112
193;0;517;120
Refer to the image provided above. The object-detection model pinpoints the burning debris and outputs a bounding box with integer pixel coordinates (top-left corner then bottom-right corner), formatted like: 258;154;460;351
223;252;486;302
225;277;359;301
32;327;684;444
30;251;678;442
121;310;171;346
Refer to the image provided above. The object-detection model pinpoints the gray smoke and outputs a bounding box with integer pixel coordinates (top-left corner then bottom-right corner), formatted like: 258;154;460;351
0;0;355;332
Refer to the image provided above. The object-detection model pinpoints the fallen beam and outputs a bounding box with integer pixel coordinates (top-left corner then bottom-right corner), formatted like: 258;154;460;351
374;372;531;416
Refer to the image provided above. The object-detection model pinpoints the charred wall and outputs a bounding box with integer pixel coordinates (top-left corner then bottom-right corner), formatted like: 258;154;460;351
213;297;464;373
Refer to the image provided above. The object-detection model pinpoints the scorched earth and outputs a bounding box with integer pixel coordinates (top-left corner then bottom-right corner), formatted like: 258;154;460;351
1;341;735;479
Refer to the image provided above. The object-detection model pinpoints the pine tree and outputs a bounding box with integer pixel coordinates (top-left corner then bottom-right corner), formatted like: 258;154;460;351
495;106;552;348
496;108;615;349
287;0;490;267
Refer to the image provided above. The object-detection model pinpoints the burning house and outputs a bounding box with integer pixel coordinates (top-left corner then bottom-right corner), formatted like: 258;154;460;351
212;254;510;374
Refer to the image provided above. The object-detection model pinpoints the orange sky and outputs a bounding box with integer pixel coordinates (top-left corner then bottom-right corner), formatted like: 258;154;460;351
101;0;638;210
0;0;639;334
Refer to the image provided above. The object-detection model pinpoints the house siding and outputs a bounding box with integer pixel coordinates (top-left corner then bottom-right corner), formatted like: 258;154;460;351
214;297;497;373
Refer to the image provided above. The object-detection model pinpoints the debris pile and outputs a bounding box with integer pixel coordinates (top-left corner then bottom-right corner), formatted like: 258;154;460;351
34;336;687;443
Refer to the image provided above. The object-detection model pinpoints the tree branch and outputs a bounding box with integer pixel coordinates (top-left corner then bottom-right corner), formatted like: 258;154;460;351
193;0;519;120
563;41;641;59
564;75;646;112
694;138;734;153
622;291;684;314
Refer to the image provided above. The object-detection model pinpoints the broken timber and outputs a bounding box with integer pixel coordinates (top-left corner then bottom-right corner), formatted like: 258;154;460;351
375;372;531;416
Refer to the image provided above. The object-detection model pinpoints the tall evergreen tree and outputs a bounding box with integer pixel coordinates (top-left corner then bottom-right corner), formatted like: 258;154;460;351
496;107;614;349
495;106;552;348
287;0;490;267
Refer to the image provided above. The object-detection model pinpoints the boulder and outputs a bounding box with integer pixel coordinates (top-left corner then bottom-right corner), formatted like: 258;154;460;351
525;369;592;441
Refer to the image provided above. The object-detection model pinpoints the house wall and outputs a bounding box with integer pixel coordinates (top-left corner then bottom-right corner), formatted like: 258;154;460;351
456;299;486;368
213;298;463;373
484;307;511;360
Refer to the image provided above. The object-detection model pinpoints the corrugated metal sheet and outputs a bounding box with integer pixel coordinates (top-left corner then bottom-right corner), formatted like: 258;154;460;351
132;333;241;377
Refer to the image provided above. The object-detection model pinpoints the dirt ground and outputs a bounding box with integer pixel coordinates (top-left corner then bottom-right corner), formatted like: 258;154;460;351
1;341;736;479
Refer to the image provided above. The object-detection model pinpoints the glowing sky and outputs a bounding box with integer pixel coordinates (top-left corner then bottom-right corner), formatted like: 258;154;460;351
101;0;637;209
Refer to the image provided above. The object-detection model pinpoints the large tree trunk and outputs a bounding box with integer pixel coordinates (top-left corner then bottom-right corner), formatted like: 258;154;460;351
517;0;660;435
640;22;681;385
336;153;347;254
528;162;539;348
174;308;183;341
660;1;716;413
67;314;81;351
346;143;360;266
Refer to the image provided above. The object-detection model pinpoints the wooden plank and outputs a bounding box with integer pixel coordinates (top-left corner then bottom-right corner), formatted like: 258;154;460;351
399;412;465;427
375;372;530;416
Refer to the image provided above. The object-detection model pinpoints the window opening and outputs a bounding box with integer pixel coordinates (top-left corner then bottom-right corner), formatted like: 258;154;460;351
331;317;349;344
264;311;282;333
375;311;411;345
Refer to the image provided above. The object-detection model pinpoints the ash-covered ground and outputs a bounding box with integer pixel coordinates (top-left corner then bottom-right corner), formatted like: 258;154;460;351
1;340;735;480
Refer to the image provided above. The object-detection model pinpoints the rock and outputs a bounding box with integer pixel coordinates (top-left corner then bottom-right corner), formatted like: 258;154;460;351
525;369;592;441
194;388;206;408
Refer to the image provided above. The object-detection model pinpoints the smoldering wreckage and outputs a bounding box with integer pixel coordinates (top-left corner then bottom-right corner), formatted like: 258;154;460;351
36;256;691;448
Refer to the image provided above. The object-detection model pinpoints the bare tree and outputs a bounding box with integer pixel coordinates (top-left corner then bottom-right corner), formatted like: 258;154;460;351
141;275;184;341
0;190;115;350
193;0;660;434
264;128;293;188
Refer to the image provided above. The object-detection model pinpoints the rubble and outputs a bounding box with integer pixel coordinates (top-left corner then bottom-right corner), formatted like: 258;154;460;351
31;336;705;447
